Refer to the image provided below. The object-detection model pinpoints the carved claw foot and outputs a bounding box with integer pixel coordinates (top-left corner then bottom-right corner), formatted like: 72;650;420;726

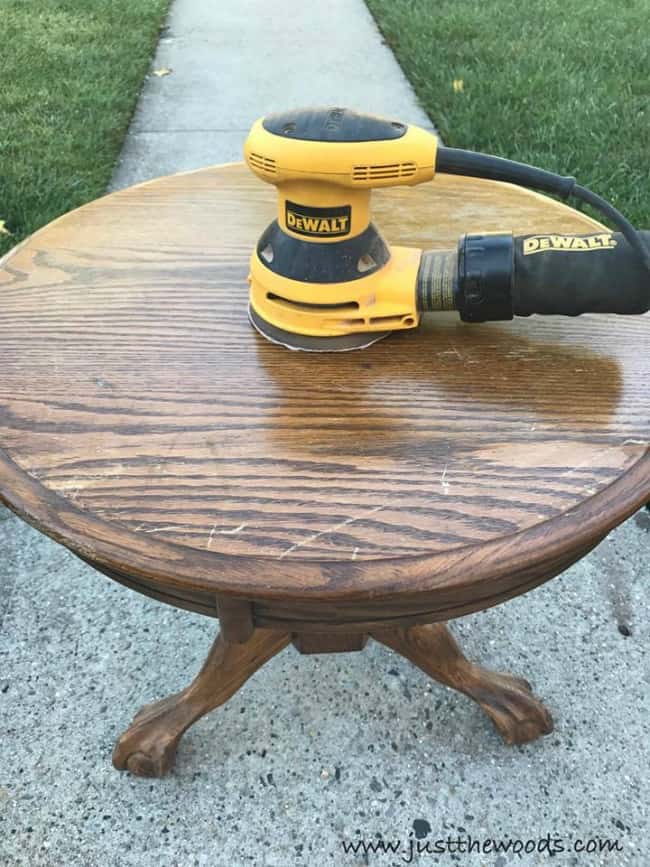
464;667;554;744
113;695;187;777
372;622;553;746
113;628;291;777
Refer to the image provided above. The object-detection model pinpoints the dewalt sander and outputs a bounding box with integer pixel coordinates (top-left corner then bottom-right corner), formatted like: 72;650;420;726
244;107;650;351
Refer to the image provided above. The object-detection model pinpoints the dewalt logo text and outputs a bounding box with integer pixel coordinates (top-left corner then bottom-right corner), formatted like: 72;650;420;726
523;233;617;255
285;201;351;238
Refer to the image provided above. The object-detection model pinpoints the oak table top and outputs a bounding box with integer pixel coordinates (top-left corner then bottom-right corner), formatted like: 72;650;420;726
1;163;648;775
0;164;647;620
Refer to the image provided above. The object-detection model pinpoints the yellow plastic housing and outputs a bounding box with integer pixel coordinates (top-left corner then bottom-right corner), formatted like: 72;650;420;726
244;113;436;340
245;119;437;242
244;118;437;189
249;245;422;338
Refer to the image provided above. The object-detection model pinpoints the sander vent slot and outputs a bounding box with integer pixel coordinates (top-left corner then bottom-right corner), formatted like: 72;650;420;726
352;162;417;182
249;152;277;174
267;293;359;313
369;314;414;326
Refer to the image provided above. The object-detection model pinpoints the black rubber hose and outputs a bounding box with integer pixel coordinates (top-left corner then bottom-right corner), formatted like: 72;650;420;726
571;185;650;273
435;146;650;276
436;146;576;197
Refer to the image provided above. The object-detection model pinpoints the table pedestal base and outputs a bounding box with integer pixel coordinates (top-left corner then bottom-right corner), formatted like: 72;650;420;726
113;623;553;778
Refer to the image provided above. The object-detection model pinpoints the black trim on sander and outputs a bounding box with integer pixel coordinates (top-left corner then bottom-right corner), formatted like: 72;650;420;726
263;107;407;143
455;233;514;322
257;220;390;284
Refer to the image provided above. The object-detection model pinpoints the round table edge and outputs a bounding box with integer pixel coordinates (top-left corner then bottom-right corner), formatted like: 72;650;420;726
1;446;648;607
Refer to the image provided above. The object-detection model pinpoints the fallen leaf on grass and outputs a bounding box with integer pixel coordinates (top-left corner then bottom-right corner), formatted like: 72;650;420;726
0;220;12;236
153;67;172;77
452;78;464;93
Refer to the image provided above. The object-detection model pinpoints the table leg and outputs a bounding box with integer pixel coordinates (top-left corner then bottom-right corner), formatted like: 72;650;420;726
113;628;291;777
371;623;553;745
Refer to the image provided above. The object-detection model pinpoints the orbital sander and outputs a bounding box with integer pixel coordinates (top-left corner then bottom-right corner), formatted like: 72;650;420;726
244;107;650;351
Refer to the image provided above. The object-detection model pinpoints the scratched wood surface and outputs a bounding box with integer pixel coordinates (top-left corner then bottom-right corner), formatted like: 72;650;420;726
0;164;648;618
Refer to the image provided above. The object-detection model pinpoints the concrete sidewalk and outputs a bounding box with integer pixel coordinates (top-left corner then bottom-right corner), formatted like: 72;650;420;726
2;0;649;865
110;0;434;189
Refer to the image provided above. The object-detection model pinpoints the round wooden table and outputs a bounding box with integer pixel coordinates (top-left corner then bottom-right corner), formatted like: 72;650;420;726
1;164;648;777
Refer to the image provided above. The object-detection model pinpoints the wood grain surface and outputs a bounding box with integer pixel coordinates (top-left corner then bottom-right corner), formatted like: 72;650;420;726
0;164;648;621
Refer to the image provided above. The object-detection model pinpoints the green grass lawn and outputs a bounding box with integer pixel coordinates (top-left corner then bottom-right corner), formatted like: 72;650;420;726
0;0;171;257
367;0;650;227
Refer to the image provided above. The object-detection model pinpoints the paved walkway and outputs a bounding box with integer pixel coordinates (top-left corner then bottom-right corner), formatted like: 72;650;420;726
2;1;648;865
110;0;434;189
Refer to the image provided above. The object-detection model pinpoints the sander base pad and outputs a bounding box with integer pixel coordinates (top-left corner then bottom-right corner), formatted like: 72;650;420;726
248;305;392;352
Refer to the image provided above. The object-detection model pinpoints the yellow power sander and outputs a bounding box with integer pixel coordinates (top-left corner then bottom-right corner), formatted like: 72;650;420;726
244;107;650;351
